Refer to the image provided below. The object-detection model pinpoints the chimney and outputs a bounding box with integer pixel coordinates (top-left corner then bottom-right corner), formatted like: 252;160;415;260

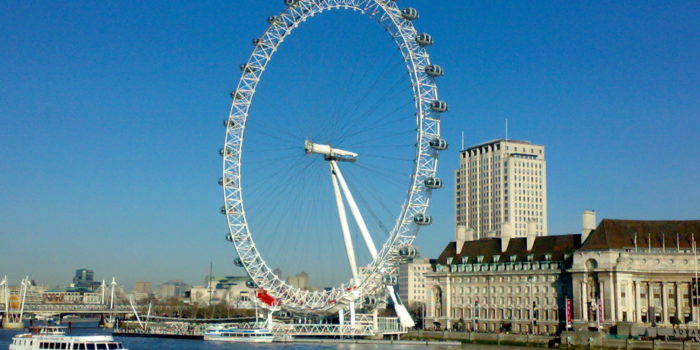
582;210;596;242
526;221;537;251
500;222;513;252
456;225;468;253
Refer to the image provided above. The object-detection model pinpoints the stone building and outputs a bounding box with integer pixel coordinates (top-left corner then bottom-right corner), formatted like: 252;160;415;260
398;257;431;311
425;231;581;335
455;139;547;239
571;219;700;329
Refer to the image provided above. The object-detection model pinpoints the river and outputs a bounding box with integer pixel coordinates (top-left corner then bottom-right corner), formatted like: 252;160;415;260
0;323;535;350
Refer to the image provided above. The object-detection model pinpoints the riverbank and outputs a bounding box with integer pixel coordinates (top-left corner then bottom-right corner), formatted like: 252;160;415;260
405;330;700;350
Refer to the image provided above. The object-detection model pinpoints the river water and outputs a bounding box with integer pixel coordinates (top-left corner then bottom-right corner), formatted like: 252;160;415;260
0;323;534;350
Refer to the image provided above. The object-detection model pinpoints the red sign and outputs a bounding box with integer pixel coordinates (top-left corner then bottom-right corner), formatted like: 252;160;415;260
255;288;279;306
565;297;572;329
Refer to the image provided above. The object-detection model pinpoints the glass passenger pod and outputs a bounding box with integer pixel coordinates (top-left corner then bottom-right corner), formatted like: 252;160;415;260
429;138;448;150
226;233;233;242
413;213;432;225
284;0;300;7
382;275;397;285
253;38;269;48
219;147;234;157
245;280;256;288
220;206;228;215
239;63;256;73
234;258;244;267
398;245;417;257
401;8;419;21
267;16;281;25
424;177;443;189
230;90;245;100
364;296;377;307
415;33;433;46
430;100;448;112
223;118;237;128
425;64;444;77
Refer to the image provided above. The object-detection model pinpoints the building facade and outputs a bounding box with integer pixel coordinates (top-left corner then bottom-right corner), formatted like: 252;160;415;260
398;257;431;311
571;219;700;329
157;280;190;299
425;232;580;335
455;139;547;239
188;276;256;308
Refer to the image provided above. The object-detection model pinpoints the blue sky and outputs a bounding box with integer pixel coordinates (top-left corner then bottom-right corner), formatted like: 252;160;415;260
1;1;698;289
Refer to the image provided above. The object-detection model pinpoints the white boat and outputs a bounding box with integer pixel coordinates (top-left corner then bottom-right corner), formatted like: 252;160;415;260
203;325;274;343
9;326;128;350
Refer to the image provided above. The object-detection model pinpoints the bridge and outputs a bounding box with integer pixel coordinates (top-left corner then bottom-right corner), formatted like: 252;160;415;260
0;304;133;314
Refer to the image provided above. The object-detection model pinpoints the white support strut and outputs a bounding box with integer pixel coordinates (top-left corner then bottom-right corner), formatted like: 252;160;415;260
329;161;359;281
331;160;378;259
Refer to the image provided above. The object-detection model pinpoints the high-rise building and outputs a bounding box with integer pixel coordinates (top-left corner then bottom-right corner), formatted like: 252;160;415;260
455;139;547;239
72;268;100;291
133;281;152;294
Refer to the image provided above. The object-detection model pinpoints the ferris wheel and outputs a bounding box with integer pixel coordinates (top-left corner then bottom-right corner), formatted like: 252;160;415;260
221;0;447;324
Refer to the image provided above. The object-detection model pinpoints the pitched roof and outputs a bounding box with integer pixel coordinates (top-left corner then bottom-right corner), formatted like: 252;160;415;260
581;219;700;250
434;234;581;265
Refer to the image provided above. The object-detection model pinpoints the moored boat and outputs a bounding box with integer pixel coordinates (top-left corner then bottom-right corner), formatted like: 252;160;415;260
203;325;274;343
9;326;128;350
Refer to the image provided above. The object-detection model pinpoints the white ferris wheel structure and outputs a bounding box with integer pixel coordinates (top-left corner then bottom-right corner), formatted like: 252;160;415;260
220;0;448;327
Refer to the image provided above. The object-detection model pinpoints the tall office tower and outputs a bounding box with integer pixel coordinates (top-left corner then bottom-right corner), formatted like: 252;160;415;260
455;139;547;239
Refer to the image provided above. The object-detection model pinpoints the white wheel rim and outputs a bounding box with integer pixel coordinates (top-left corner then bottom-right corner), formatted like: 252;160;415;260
222;0;442;314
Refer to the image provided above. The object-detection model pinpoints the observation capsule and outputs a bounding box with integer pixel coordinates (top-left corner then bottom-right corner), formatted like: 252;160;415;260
415;33;433;46
267;16;280;25
425;64;444;77
223;119;236;128
246;280;256;288
413;213;432;225
253;38;269;47
240;63;256;73
234;258;244;267
218;177;224;186
401;8;419;21
225;233;233;242
220;206;227;214
429;138;448;150
285;0;300;6
398;246;417;258
430;100;448;112
424;177;443;189
382;275;397;285
230;90;245;100
220;147;234;157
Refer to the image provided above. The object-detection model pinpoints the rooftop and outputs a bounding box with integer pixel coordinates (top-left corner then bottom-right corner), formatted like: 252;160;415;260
581;219;700;251
433;234;581;266
461;138;537;153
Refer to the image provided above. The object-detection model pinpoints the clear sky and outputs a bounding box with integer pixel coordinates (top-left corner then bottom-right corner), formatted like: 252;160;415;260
1;1;698;289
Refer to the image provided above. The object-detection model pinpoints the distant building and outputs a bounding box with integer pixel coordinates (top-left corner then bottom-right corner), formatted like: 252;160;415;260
73;268;100;291
455;139;547;239
188;276;256;308
157;280;190;299
133;281;152;294
286;272;309;290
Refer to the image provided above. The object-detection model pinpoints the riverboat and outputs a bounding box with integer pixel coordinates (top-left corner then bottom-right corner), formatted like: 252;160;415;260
203;325;274;343
9;326;128;350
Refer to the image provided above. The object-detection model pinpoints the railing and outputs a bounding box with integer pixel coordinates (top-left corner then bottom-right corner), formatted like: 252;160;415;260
20;304;133;313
